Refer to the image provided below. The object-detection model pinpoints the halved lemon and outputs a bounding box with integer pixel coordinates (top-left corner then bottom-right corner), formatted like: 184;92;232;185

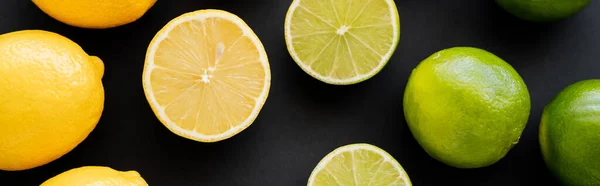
284;0;400;85
308;144;412;186
142;9;270;142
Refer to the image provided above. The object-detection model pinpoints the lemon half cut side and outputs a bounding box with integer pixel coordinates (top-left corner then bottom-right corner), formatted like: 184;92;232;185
143;9;271;143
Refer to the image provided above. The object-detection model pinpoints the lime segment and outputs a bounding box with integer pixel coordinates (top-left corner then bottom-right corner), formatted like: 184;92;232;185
285;0;400;85
308;144;412;186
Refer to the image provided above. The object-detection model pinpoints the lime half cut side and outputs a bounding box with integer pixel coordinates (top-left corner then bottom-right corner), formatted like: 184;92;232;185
285;0;400;85
308;144;412;186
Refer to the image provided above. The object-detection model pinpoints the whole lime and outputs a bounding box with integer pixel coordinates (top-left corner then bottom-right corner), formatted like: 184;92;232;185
496;0;590;22
540;80;600;186
403;47;530;168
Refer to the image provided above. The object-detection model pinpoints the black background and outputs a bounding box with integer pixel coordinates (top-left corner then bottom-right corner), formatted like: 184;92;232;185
0;0;598;185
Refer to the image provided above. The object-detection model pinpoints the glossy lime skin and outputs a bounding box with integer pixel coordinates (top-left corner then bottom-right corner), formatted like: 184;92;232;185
496;0;590;22
404;47;530;168
540;80;600;186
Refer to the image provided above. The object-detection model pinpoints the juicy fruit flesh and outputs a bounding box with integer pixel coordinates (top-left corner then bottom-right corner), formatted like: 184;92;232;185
309;144;411;186
33;0;157;28
403;47;530;168
41;166;148;186
286;0;399;84
540;80;600;186
0;30;104;171
145;10;270;142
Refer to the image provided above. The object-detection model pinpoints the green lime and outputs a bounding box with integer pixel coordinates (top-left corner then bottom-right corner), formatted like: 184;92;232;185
540;79;600;186
496;0;590;22
284;0;400;85
403;47;531;168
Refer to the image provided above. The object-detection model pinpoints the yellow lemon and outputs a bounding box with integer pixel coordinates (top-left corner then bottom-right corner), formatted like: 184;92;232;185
41;166;148;186
143;9;271;142
32;0;156;29
0;30;104;171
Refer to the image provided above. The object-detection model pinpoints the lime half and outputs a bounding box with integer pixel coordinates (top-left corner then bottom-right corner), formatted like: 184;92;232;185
308;144;411;186
285;0;400;85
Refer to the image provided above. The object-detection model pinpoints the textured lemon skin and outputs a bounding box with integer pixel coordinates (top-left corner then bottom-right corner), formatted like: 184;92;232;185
32;0;156;29
540;80;600;186
404;47;530;168
41;166;148;186
0;30;104;171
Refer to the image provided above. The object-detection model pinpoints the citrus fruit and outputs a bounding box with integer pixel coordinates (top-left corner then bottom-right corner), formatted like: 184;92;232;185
496;0;590;22
41;166;148;186
32;0;156;29
308;143;411;186
403;47;530;168
540;79;600;186
142;9;271;143
284;0;400;85
0;30;104;171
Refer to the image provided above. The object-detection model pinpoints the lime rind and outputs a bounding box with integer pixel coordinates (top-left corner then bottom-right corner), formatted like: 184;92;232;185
403;47;530;168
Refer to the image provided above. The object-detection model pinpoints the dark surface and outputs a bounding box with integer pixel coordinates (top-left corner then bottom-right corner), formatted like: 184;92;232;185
0;0;598;185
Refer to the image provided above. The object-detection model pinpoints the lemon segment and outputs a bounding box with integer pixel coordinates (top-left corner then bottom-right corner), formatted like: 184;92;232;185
285;0;400;85
308;144;412;186
143;10;270;142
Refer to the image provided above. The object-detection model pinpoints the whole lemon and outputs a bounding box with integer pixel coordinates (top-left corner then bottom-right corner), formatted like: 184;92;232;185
0;30;104;171
404;47;530;168
32;0;157;29
540;79;600;186
41;166;148;186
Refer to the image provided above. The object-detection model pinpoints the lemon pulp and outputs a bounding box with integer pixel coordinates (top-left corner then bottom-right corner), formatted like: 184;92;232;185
143;10;271;142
